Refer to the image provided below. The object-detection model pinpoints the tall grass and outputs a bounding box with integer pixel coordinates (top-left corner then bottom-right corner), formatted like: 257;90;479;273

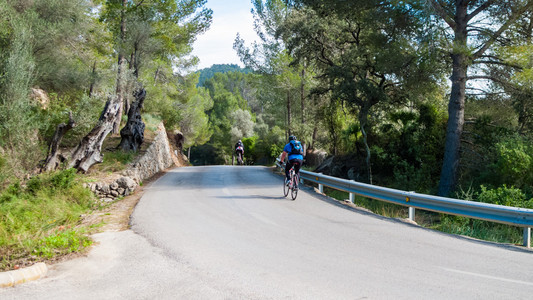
433;216;523;244
98;150;137;173
0;169;97;270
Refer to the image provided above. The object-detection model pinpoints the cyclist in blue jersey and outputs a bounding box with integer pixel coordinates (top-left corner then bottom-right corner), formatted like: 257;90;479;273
280;135;304;185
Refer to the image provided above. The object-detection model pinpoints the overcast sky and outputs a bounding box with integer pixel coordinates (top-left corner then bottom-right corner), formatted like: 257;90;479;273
189;0;259;70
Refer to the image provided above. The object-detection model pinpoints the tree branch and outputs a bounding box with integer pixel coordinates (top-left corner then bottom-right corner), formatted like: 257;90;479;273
135;0;145;9
466;0;496;22
429;0;456;30
314;36;335;66
472;60;523;69
467;75;510;87
473;2;533;59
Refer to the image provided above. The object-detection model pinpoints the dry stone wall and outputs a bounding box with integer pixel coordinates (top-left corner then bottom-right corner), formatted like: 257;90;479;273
86;122;176;202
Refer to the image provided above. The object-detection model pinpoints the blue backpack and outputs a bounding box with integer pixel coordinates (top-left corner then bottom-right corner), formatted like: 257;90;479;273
289;140;303;155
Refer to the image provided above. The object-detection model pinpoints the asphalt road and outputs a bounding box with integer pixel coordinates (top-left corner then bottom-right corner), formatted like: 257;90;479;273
2;166;533;299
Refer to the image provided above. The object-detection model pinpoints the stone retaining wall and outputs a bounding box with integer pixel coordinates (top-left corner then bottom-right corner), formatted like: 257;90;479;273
86;122;177;202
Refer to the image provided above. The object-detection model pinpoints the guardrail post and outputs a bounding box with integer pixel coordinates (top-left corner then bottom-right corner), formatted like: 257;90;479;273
349;193;355;203
408;207;415;222
318;183;323;194
524;227;531;248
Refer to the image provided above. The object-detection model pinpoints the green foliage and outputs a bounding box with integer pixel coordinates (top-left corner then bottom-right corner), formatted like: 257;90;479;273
0;7;40;178
0;170;96;270
431;184;531;244
242;136;258;164
98;150;137;173
144;71;213;148
26;169;77;195
470;135;533;194
0;155;7;188
159;101;182;130
436;215;523;245
190;72;256;163
98;0;212;70
197;64;251;87
492;138;533;187
230;109;255;141
35;229;92;259
0;182;22;204
371;103;446;192
477;185;533;208
248;121;285;165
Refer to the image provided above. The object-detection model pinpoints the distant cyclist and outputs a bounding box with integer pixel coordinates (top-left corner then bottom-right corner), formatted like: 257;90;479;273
235;140;244;165
280;135;304;185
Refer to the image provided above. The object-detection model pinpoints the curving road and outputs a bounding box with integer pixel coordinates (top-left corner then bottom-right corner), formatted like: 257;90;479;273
2;166;533;299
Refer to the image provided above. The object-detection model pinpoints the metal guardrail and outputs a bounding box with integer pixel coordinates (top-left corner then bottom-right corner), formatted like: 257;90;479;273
276;159;533;248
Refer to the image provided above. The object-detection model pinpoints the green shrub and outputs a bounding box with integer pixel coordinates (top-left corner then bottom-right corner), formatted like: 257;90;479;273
477;185;533;208
478;136;533;192
160;103;182;130
0;181;23;203
27;168;77;194
242;136;258;163
494;138;533;185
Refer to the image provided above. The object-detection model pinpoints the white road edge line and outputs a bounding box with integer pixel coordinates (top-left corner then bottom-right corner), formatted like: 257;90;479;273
441;267;533;286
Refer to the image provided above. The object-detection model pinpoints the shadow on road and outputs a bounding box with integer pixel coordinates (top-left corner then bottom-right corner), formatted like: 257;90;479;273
215;195;288;201
153;166;284;190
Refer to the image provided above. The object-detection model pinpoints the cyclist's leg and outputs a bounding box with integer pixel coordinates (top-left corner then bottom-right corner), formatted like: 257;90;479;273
293;159;303;176
285;160;293;182
293;159;302;188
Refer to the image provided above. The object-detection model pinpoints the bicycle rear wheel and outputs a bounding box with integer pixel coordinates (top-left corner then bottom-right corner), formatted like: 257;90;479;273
283;177;289;197
291;175;298;200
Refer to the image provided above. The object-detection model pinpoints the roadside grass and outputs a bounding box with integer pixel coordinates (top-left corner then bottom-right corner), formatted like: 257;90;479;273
321;187;524;245
431;215;523;245
0;114;162;271
0;169;98;271
98;149;137;173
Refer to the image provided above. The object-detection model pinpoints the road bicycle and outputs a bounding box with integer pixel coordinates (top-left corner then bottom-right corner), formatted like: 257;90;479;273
235;146;244;165
283;163;300;200
236;152;243;165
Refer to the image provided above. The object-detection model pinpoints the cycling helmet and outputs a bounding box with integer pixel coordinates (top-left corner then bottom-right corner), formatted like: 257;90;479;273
238;140;242;143
289;135;296;141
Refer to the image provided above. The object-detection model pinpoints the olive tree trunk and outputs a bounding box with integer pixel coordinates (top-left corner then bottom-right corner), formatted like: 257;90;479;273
118;88;146;152
68;95;122;172
41;112;76;172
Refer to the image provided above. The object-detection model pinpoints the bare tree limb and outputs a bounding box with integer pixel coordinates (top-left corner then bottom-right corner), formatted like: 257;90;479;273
472;59;523;69
41;112;76;172
473;2;533;59
429;0;456;30
466;0;496;22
